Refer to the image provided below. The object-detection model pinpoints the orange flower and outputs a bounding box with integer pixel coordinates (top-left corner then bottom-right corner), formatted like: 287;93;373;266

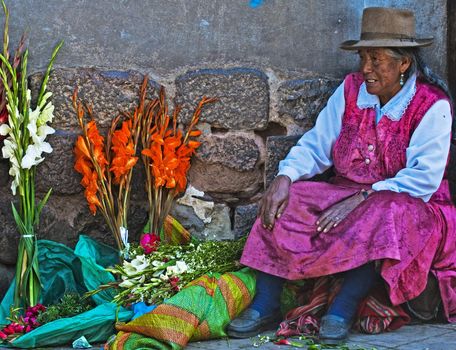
110;120;138;183
74;135;102;215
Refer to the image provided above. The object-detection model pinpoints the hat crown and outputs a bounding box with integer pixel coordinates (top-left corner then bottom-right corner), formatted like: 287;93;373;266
361;7;416;39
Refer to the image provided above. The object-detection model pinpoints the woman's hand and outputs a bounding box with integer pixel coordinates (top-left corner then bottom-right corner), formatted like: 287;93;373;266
258;175;291;230
316;191;366;233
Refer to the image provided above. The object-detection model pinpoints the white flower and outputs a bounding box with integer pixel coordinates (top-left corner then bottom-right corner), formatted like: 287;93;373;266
159;274;169;281
176;261;188;273
2;138;21;195
152;260;165;267
123;254;149;276
166;260;189;276
119;279;135;288
0;123;11;136
21;143;52;169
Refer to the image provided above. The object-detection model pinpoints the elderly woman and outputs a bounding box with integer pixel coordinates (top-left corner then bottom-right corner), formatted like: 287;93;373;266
227;7;455;345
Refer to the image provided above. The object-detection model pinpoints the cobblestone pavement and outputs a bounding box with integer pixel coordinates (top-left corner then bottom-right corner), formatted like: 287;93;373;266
2;323;455;350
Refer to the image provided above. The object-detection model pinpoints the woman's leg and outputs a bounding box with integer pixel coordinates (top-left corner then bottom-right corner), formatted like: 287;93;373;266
227;270;284;338
328;263;380;320
320;263;379;344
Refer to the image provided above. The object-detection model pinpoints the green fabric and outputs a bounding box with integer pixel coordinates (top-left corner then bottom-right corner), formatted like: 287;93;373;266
0;235;133;348
107;268;256;350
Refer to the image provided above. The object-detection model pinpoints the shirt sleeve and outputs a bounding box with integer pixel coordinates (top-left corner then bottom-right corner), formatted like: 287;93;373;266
277;80;345;182
372;99;452;202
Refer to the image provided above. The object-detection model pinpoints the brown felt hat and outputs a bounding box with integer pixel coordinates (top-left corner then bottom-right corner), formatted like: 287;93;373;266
340;7;433;50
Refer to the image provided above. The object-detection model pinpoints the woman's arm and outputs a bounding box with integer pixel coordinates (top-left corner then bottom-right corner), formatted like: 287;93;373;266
277;80;346;182
260;80;346;230
372;100;452;202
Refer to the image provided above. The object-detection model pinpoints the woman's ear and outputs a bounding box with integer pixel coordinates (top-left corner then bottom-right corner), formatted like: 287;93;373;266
400;56;412;74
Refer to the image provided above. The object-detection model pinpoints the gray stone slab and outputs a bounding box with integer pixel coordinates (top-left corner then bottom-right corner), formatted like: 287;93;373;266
278;78;340;130
175;68;269;131
348;324;452;349
394;330;456;350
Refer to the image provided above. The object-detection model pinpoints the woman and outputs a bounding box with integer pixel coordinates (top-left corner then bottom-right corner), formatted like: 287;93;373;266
227;7;455;345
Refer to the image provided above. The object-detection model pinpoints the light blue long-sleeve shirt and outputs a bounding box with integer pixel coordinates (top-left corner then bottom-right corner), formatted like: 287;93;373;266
277;74;452;202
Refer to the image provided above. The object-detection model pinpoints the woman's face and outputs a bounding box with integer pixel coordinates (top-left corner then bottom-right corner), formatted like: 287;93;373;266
358;48;411;105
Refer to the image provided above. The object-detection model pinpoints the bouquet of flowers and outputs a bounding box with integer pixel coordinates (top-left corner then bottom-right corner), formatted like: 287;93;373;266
90;235;246;306
73;78;146;255
0;0;62;308
140;88;216;239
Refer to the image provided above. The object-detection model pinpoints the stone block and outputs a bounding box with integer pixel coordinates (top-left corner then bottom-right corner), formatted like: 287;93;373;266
189;159;262;202
233;203;258;238
0;188;19;265
175;68;269;130
171;202;233;241
0;263;15;300
29;68;159;131
36;130;82;195
278;78;340;130
196;133;260;172
0;159;9;188
265;135;301;188
199;204;233;241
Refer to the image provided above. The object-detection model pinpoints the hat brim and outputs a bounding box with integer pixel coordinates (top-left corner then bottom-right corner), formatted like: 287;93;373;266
340;38;433;50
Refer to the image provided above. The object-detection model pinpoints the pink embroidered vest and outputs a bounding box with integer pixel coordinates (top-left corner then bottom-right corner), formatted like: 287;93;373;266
333;72;449;185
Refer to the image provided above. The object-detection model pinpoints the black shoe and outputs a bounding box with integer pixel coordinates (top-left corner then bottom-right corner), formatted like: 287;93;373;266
226;308;281;339
319;314;351;345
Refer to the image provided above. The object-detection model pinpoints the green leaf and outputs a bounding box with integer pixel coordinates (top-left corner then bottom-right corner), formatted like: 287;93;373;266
34;187;52;226
11;202;26;234
37;40;63;106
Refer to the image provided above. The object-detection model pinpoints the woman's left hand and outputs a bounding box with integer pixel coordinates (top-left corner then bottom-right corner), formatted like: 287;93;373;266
316;192;365;233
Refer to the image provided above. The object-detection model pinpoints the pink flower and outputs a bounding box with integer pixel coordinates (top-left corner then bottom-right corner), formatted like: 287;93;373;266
140;233;160;254
0;331;7;340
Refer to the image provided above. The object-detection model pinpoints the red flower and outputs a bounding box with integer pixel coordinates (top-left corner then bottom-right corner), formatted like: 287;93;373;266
169;276;180;291
140;233;160;254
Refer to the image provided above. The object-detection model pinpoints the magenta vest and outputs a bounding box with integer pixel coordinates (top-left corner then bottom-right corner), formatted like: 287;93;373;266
333;72;450;185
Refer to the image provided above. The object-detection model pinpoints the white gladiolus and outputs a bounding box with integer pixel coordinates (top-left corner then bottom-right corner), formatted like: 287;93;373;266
123;254;149;276
166;260;189;276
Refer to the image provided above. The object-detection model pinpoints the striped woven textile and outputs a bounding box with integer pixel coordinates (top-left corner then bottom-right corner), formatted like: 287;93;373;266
106;268;255;350
277;276;410;338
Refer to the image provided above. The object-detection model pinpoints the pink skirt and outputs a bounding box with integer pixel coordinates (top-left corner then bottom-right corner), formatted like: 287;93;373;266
240;178;456;322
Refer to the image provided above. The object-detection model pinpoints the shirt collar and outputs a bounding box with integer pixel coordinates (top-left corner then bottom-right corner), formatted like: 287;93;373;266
357;73;417;121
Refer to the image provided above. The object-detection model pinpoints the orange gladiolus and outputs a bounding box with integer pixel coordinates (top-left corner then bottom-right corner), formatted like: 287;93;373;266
110;120;138;183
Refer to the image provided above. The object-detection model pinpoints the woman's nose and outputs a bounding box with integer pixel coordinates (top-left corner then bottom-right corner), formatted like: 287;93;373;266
361;59;372;74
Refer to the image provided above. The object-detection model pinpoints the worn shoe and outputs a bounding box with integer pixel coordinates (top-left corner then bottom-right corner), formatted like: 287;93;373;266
226;308;281;338
406;274;441;322
319;314;351;345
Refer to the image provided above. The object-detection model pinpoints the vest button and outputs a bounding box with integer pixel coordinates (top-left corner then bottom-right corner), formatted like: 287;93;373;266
368;144;374;151
365;158;371;165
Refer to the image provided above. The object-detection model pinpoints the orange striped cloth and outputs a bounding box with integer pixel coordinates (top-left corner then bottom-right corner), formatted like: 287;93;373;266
106;268;255;350
277;276;410;338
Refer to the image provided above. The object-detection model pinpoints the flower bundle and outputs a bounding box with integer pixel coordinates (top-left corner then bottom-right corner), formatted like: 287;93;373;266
141;88;216;237
0;304;45;342
0;0;62;308
91;236;246;306
73;78;146;254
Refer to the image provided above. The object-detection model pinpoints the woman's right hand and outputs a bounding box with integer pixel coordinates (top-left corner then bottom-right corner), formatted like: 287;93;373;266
258;175;291;230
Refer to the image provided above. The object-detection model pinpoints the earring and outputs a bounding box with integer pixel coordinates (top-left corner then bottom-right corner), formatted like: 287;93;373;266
400;73;404;86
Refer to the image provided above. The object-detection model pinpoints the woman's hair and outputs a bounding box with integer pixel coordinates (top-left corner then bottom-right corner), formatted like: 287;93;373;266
386;47;455;139
385;47;453;104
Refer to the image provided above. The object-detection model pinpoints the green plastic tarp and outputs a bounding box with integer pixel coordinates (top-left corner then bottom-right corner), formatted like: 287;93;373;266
0;235;133;348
